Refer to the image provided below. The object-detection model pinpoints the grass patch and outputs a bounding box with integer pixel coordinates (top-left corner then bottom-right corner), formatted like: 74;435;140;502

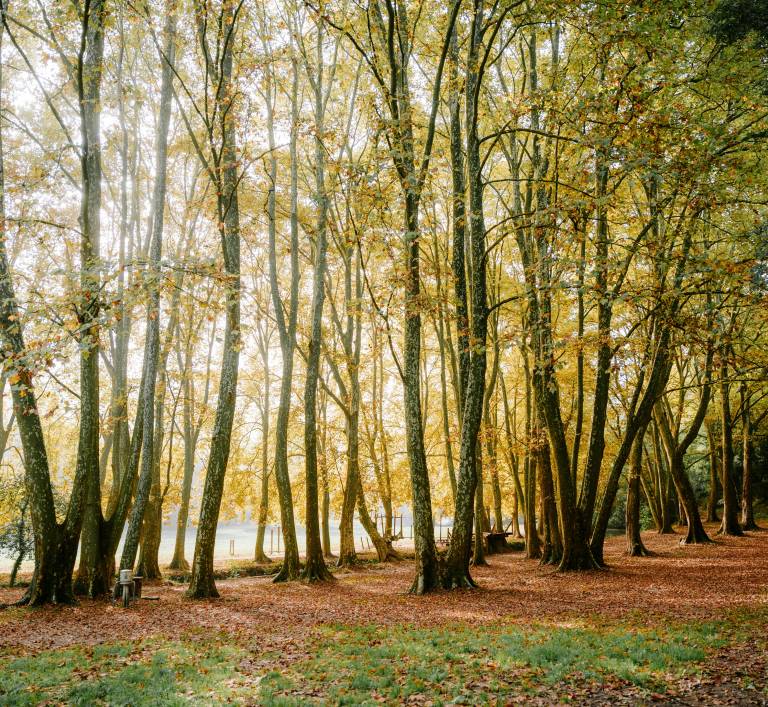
0;634;249;706
1;609;764;705
258;618;733;705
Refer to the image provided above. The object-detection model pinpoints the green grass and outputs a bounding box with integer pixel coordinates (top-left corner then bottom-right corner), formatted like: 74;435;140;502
257;619;728;705
0;633;250;706
0;610;763;706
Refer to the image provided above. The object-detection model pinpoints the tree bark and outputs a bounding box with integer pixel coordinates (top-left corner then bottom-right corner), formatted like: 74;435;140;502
187;1;242;598
254;321;272;564
169;308;212;571
443;2;491;588
739;382;758;530
72;0;108;598
706;423;721;523
267;52;301;583
119;8;175;578
626;424;651;556
718;355;742;537
301;18;333;583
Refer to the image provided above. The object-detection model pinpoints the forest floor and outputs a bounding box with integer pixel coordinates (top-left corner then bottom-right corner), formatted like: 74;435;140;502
0;524;767;705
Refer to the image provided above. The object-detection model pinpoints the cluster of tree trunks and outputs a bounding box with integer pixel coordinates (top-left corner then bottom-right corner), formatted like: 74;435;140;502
0;0;763;608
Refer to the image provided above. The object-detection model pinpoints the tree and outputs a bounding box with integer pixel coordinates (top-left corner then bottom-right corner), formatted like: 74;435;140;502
119;0;176;578
300;9;334;583
186;0;244;599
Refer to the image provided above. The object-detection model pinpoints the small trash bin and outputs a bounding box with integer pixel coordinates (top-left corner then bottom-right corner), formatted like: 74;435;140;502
119;569;134;608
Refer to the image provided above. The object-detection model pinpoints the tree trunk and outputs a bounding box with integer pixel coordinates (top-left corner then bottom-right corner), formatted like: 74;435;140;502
356;478;399;562
706;423;721;523
538;430;562;566
301;20;333;583
169;419;193;571
268;55;301;583
187;3;242;598
739;383;758;530
9;549;23;588
626;424;651;556
653;348;714;546
718;356;742;537
337;403;360;567
570;219;586;488
442;6;490;589
119;9;175;579
500;374;525;539
671;451;711;544
651;422;675;533
523;360;541;559
139;274;183;578
321;475;333;559
484;317;505;543
72;0;108;598
169;326;207;572
472;456;488;567
402;193;440;593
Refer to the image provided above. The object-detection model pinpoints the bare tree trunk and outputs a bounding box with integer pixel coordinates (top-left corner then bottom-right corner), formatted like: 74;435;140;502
443;2;493;588
356;478;399;562
654;346;714;545
319;386;334;559
301;17;333;582
119;8;175;577
537;419;562;566
169;308;212;571
718;355;742;537
72;0;108;598
739;382;758;530
500;373;525;539
337;387;360;567
187;1;242;598
254;321;272;564
626;424;651;556
433;231;457;502
570;218;586;488
706;423;721;523
522;350;540;560
267;49;301;582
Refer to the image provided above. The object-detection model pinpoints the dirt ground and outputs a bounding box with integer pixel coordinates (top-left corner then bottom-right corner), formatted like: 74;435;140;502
1;526;767;705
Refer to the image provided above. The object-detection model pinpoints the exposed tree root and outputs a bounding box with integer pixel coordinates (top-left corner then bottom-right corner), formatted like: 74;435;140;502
335;552;360;570
717;525;744;538
272;559;302;583
539;547;563;567
186;575;220;599
558;545;603;572
407;566;442;595
441;571;478;590
301;558;334;583
627;542;653;557
680;529;713;545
